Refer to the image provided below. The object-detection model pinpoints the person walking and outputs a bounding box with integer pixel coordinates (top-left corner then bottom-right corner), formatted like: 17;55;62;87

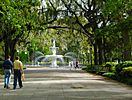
2;55;13;89
75;60;79;69
13;56;23;89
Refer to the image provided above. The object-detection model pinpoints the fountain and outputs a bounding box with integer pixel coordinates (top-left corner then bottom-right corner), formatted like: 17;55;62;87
44;39;64;67
34;39;77;67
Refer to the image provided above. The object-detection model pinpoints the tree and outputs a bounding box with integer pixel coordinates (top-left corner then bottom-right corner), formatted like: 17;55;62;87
0;0;40;60
56;0;109;65
58;0;132;64
102;0;132;61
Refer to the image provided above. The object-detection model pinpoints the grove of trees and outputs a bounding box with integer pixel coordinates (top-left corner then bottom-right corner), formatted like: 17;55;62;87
0;0;132;65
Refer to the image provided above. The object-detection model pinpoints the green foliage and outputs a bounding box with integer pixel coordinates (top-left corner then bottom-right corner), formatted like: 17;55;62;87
0;0;41;61
121;67;132;78
98;63;115;73
102;0;131;18
0;61;3;74
0;0;131;66
115;61;132;73
82;64;92;71
104;64;113;72
104;63;112;67
19;51;28;63
106;62;117;72
83;65;99;73
0;61;3;69
126;78;132;85
106;62;117;66
102;72;115;78
100;0;132;62
115;63;124;73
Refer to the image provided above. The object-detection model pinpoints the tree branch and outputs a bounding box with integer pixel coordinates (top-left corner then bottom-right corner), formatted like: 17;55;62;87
61;0;93;37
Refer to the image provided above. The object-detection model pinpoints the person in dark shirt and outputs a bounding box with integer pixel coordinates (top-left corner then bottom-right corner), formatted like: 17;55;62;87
75;60;79;69
2;55;13;89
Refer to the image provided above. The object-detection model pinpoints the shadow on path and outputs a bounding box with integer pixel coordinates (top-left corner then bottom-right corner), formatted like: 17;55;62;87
0;67;132;100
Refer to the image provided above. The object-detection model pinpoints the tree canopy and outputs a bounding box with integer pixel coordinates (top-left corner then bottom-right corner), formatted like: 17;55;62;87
0;0;132;64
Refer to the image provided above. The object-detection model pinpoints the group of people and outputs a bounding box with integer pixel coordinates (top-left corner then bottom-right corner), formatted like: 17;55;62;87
69;60;79;69
2;56;24;90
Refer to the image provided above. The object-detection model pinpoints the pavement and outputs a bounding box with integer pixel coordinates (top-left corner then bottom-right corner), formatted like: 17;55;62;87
0;67;132;100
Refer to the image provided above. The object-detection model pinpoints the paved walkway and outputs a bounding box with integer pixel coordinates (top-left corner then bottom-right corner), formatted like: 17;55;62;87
0;67;132;100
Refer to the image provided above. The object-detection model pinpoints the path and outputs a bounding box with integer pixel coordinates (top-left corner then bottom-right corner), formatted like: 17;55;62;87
0;67;132;100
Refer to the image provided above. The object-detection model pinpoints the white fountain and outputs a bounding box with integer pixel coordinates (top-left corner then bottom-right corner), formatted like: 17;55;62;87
44;39;64;67
34;40;77;67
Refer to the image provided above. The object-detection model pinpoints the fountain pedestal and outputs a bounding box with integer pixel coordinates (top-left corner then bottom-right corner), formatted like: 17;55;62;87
44;39;64;67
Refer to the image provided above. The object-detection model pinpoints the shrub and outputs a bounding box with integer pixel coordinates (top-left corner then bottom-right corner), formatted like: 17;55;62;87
0;61;3;75
104;64;112;72
115;61;132;73
99;63;114;73
106;62;117;72
0;61;3;69
121;67;132;78
115;63;124;73
83;64;92;72
102;72;115;78
127;78;132;85
106;62;117;66
83;64;98;73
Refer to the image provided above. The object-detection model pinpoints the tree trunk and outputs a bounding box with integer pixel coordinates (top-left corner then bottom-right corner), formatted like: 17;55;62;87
122;31;131;61
4;37;17;61
4;39;9;60
98;37;103;65
10;41;16;62
103;37;107;63
94;42;98;65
